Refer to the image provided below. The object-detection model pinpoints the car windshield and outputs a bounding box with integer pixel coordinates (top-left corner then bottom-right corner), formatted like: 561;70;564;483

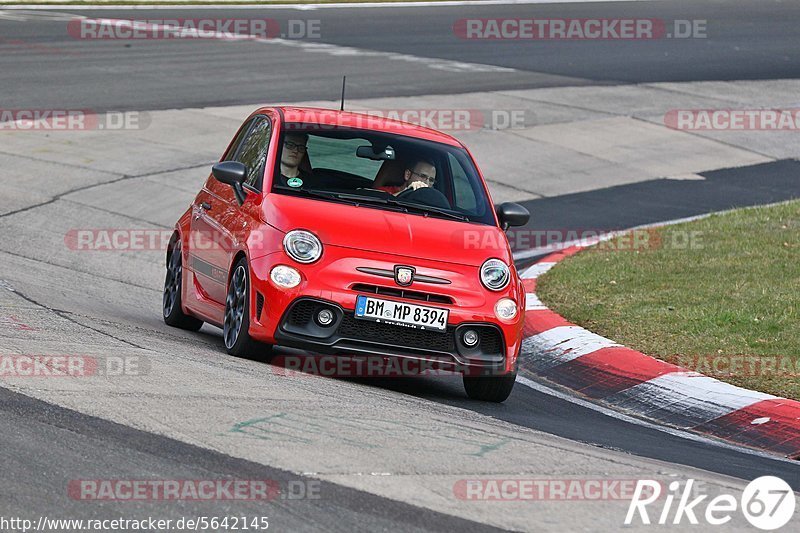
271;123;496;225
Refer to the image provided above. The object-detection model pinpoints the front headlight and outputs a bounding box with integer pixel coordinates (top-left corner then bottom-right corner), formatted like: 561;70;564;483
494;298;518;322
270;265;301;288
283;230;322;264
480;258;510;291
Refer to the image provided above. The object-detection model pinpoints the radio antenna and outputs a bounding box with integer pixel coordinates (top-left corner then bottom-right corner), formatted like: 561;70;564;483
340;76;346;111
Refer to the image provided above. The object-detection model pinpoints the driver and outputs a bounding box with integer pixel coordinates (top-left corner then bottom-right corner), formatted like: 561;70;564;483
396;159;436;195
278;133;314;187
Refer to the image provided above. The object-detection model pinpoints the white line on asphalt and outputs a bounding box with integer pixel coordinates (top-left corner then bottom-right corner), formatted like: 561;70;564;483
68;17;516;74
0;9;87;19
0;10;26;19
514;374;798;464
0;1;658;12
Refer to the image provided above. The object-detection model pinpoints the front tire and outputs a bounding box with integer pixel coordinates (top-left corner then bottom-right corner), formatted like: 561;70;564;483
463;372;516;403
163;238;203;331
223;258;273;359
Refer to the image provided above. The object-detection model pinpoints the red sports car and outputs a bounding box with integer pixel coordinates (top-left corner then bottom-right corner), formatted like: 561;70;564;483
163;107;529;402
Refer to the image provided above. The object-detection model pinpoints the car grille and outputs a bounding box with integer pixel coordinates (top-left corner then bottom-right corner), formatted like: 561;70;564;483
351;283;453;305
282;299;503;358
337;312;456;352
476;327;502;355
287;300;316;326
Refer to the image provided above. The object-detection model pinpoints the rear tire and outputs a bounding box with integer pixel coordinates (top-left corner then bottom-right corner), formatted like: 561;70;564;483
463;372;516;403
223;258;273;359
163;237;203;331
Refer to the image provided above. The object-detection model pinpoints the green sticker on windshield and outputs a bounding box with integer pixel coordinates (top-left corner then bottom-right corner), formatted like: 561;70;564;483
287;177;303;188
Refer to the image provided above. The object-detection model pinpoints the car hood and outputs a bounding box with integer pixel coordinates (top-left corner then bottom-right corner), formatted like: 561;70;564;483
265;194;512;267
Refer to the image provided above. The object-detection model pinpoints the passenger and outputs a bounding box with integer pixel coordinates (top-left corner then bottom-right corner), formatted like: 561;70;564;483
278;133;314;187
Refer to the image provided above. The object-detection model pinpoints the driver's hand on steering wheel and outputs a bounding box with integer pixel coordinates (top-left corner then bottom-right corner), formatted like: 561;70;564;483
404;181;430;193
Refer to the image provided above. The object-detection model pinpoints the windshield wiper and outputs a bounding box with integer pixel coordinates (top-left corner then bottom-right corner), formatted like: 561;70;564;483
326;192;409;213
279;187;360;205
393;200;468;222
336;192;467;221
279;188;408;213
281;189;467;221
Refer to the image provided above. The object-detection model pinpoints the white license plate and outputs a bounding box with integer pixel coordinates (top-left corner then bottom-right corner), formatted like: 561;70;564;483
354;295;449;332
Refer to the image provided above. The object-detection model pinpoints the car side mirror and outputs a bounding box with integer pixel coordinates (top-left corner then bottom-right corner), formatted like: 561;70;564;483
212;161;247;205
496;202;530;231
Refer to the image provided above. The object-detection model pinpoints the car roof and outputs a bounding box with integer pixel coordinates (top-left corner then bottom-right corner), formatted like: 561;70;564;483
258;106;464;147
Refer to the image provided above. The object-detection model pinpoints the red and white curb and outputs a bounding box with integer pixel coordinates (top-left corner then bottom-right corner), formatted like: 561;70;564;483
517;245;800;458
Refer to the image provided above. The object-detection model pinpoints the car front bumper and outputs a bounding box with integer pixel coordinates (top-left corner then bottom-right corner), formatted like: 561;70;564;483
272;297;512;375
247;249;524;374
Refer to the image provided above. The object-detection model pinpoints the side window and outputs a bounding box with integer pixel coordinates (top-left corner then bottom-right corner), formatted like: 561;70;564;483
234;117;273;189
448;153;478;212
223;119;255;162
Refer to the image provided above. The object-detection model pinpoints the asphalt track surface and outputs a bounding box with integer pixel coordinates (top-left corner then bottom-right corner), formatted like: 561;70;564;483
0;387;504;531
0;0;799;111
2;1;800;531
514;159;800;251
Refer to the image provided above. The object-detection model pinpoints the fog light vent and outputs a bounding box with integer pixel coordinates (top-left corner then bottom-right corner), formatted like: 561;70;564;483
317;308;334;326
463;329;479;347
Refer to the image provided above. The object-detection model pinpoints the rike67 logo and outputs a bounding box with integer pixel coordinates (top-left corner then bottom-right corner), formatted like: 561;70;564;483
626;476;795;530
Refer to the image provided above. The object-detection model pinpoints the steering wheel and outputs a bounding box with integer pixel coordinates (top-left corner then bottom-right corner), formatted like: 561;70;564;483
394;185;451;209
